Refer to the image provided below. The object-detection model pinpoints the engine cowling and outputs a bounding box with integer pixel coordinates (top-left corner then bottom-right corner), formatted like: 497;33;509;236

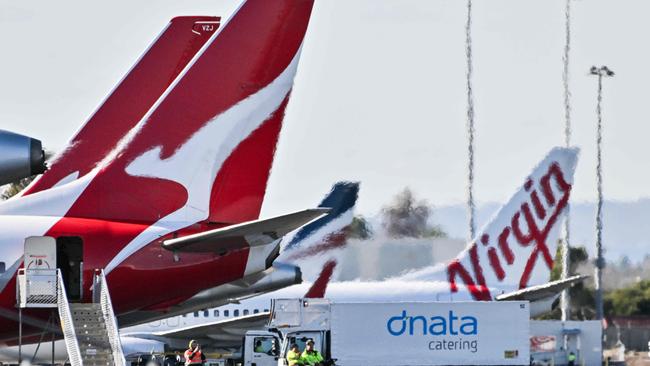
0;129;46;185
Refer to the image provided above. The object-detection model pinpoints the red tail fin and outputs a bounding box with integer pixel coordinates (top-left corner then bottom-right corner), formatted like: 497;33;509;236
65;0;314;225
23;16;220;195
304;260;337;298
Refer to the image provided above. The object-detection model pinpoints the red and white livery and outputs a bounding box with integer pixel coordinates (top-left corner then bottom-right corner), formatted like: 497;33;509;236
0;0;316;344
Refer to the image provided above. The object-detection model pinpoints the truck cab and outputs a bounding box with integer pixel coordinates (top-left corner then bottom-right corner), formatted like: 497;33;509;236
277;331;327;366
242;330;280;366
241;299;332;366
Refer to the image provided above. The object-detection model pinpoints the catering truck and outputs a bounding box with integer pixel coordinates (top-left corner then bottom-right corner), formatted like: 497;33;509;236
239;299;530;366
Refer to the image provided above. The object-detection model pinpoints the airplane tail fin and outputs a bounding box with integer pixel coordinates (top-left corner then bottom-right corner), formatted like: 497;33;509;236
304;260;337;298
23;16;221;196
403;147;579;301
283;182;360;256
55;0;315;226
278;182;359;281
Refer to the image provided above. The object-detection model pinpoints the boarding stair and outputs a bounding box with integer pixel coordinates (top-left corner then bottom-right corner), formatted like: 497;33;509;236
70;302;115;365
17;267;126;366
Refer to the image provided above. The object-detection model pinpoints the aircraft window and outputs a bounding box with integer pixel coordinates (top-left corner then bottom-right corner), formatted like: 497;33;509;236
193;312;199;318
149;320;161;328
264;309;269;312
253;309;259;314
203;310;209;317
214;310;219;317
224;310;229;317
243;309;249;315
234;309;240;317
0;262;5;273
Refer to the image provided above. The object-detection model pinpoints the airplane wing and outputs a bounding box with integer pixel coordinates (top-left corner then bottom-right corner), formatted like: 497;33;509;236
495;275;588;302
162;209;329;253
152;312;270;343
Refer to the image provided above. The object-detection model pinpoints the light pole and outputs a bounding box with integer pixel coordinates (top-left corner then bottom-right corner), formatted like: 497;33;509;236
589;65;614;321
465;0;476;241
560;0;572;322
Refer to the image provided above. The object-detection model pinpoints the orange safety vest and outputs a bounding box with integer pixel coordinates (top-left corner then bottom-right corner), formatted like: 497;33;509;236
184;348;204;365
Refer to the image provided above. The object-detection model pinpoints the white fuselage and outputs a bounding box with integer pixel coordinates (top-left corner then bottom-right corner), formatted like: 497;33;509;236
120;278;496;336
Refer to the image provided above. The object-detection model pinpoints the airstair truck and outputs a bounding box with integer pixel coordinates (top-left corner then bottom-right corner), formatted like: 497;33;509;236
240;298;530;366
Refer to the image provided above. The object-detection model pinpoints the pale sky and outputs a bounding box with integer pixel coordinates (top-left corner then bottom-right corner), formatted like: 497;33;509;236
1;0;648;219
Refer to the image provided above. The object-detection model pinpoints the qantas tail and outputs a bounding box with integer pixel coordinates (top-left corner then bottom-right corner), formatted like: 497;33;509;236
402;147;579;301
22;16;221;196
29;0;315;226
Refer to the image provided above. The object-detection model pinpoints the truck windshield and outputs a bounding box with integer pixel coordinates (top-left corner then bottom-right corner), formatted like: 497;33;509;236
253;337;277;355
286;337;308;353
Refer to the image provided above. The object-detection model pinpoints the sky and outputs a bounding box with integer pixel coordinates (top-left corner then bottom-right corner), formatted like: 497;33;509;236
1;0;648;223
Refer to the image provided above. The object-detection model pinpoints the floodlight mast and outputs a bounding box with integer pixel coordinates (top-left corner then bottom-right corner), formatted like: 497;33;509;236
560;0;573;323
589;65;614;321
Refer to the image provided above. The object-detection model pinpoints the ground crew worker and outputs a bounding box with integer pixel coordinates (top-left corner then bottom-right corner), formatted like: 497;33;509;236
287;343;303;366
567;351;576;366
301;339;324;366
254;340;265;353
184;340;206;365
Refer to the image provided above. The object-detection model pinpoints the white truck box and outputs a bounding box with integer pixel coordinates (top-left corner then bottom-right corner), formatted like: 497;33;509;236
269;299;530;366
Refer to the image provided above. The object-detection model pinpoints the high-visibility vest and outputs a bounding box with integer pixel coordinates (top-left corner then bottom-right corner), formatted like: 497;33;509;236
287;350;303;366
184;348;203;365
301;350;323;365
568;353;577;361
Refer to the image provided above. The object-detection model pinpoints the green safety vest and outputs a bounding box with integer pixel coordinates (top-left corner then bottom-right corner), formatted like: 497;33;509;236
287;350;303;366
568;353;577;361
301;350;323;365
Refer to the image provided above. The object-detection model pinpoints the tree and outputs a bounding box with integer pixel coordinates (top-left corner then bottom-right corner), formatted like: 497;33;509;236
550;244;589;281
540;246;650;319
347;215;373;239
1;176;36;200
605;280;650;316
540;245;593;320
380;188;446;239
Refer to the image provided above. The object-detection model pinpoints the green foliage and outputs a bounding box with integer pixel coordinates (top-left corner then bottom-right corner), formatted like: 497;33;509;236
425;225;447;239
1;176;35;200
539;245;592;320
550;244;589;282
347;215;373;239
542;245;650;319
380;188;446;239
605;280;650;316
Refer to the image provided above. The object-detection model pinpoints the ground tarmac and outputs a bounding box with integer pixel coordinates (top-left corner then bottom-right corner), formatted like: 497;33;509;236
625;352;650;366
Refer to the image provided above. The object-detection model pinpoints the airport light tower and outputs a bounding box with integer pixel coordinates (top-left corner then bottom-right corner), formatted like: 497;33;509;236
465;0;477;241
589;65;614;320
560;0;572;322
